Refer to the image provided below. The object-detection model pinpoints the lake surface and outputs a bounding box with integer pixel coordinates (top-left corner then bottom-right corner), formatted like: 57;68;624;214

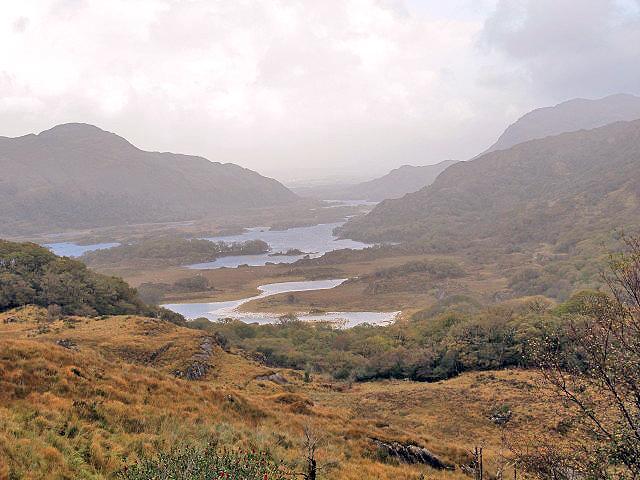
188;222;370;269
323;199;379;208
162;279;398;328
44;242;120;257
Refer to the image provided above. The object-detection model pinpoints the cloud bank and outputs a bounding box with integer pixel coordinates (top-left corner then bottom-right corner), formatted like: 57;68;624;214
1;0;639;181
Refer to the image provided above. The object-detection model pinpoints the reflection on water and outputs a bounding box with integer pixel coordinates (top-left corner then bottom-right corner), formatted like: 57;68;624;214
162;279;398;328
188;222;370;269
44;242;120;257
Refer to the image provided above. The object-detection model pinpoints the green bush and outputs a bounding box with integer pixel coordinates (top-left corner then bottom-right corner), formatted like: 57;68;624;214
192;297;570;383
0;239;185;324
0;240;144;315
118;446;290;480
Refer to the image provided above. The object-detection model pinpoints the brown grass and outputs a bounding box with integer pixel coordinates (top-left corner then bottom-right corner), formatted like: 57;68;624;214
0;307;561;479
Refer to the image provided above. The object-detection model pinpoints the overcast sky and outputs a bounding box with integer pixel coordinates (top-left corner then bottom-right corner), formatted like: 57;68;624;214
2;0;640;182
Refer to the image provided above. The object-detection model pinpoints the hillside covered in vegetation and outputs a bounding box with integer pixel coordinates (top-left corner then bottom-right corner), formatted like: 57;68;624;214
0;305;559;480
0;123;298;234
0;240;181;322
340;119;640;253
2;235;640;478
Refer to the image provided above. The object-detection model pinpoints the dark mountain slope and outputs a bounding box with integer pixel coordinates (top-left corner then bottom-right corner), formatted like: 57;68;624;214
340;119;640;250
484;93;640;154
0;123;297;233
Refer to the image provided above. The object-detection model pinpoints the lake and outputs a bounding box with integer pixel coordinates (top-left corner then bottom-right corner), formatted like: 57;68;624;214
162;279;398;328
323;199;379;208
44;242;120;257
188;222;370;269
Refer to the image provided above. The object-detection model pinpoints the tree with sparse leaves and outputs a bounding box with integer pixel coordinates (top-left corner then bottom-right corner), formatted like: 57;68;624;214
521;233;640;479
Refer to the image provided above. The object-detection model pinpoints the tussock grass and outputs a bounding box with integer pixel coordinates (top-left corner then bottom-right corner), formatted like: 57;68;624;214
1;307;562;479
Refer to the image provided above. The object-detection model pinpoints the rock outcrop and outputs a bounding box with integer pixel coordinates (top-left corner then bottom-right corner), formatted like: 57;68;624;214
371;438;454;470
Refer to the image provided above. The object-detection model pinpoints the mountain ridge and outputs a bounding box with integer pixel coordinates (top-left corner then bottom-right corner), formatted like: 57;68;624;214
482;93;640;154
339;118;640;250
0;123;298;234
292;160;456;201
345;160;457;201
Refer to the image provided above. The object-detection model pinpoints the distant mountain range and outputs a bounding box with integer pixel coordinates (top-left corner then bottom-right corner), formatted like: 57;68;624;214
293;160;456;202
345;160;457;201
340;118;640;251
482;93;640;154
340;94;640;248
298;95;640;205
0;123;298;234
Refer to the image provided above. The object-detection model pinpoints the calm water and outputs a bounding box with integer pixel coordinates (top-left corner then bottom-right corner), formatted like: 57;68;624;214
44;242;120;257
323;199;379;208
188;222;370;269
162;279;398;328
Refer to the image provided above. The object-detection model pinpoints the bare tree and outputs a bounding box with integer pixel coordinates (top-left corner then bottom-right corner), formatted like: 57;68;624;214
524;233;640;478
297;425;337;480
302;425;318;480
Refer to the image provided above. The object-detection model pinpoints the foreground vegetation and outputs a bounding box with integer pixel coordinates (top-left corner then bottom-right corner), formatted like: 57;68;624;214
194;293;566;382
2;235;640;478
118;447;290;480
1;306;552;480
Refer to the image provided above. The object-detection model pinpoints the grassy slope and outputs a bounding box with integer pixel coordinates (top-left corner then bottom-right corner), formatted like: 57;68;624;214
0;306;563;480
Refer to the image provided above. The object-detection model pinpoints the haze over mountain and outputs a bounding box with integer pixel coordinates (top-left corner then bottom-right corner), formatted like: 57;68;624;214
483;93;640;154
345;160;457;201
293;160;456;202
340;118;640;250
0;123;297;234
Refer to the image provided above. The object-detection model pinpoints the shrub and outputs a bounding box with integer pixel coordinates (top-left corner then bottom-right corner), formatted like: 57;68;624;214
118;446;290;480
0;240;145;316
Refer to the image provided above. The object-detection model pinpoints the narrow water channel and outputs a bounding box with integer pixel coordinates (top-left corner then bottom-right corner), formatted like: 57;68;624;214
162;279;398;328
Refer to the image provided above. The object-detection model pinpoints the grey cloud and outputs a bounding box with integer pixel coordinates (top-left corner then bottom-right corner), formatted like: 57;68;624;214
480;0;640;100
1;0;638;181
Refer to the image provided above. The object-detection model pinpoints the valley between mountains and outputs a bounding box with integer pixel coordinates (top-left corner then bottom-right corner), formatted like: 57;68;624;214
3;93;640;479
